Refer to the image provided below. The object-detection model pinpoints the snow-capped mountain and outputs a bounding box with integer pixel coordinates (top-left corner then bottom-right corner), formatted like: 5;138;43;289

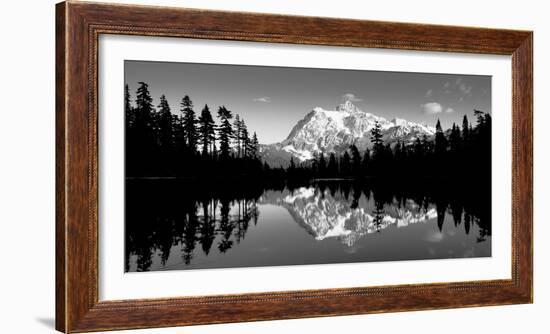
259;187;438;248
260;100;435;167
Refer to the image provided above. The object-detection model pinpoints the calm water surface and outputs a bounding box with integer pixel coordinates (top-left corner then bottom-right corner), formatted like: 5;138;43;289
126;179;491;272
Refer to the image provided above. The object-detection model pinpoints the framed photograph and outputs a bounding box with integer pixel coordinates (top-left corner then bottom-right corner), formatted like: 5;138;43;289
56;1;532;332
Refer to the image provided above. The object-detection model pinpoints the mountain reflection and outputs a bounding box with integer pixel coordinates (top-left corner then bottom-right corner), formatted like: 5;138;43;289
264;186;438;247
126;179;490;272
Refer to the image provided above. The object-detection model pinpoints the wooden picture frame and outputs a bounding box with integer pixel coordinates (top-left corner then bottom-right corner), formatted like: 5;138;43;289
56;1;532;332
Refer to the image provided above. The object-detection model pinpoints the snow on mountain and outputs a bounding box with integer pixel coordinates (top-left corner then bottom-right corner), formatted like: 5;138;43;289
260;100;435;166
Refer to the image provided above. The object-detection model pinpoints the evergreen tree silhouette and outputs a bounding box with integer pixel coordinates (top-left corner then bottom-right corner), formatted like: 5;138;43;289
157;94;173;151
198;104;215;156
240;119;250;158
462;115;470;142
340;151;351;176
369;121;384;174
370;121;384;157
133;82;156;175
393;141;403;168
413;137;423;157
349;144;362;176
233;114;242;157
125;84;136;176
289;156;296;169
180;95;197;152
421;134;433;153
216;106;233;160
125;84;134;127
474;109;485;127
434;119;447;155
361;149;370;174
172;112;186;172
135;82;155;130
249;132;259;159
449;123;462;152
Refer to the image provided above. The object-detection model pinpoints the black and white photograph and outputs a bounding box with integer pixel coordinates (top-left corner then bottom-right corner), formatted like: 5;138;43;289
124;60;492;272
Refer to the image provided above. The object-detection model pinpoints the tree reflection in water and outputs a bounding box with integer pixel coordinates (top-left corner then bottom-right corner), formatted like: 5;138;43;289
126;178;490;272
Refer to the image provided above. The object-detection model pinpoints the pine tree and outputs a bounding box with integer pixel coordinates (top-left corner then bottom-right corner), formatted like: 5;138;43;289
125;84;136;176
340;151;351;176
216;106;233;159
125;84;134;127
398;141;407;161
249;132;259;159
173;113;186;157
135;82;155;130
349;144;362;176
233;114;242;157
240;119;250;158
157;94;173;150
462;115;470;141
198;104;216;156
370;121;384;157
421;134;433;153
180;95;197;152
289;157;296;170
413;137;422;155
131;82;156;176
393;141;403;161
484;113;492;129
434;119;447;154
449;123;462;152
474;109;485;127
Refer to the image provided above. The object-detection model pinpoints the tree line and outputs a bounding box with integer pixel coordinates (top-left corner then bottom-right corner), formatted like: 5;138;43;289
126;81;491;184
126;82;263;178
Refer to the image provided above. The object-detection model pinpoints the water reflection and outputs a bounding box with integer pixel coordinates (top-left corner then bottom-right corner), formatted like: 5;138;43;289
273;187;438;247
126;179;491;272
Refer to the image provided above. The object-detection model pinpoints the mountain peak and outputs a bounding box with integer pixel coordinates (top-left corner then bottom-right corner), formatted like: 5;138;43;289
261;103;437;166
336;100;360;113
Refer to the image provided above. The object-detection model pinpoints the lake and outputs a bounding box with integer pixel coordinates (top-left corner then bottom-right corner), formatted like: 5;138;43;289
125;178;491;272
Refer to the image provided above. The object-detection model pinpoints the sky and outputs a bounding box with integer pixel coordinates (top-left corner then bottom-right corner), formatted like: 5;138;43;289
125;60;491;145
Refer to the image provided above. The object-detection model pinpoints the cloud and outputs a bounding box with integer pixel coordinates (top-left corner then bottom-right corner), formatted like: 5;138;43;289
425;89;433;98
455;77;473;97
458;82;472;95
341;93;362;102
445;108;455;113
436;78;473;101
421;102;443;115
252;96;271;103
